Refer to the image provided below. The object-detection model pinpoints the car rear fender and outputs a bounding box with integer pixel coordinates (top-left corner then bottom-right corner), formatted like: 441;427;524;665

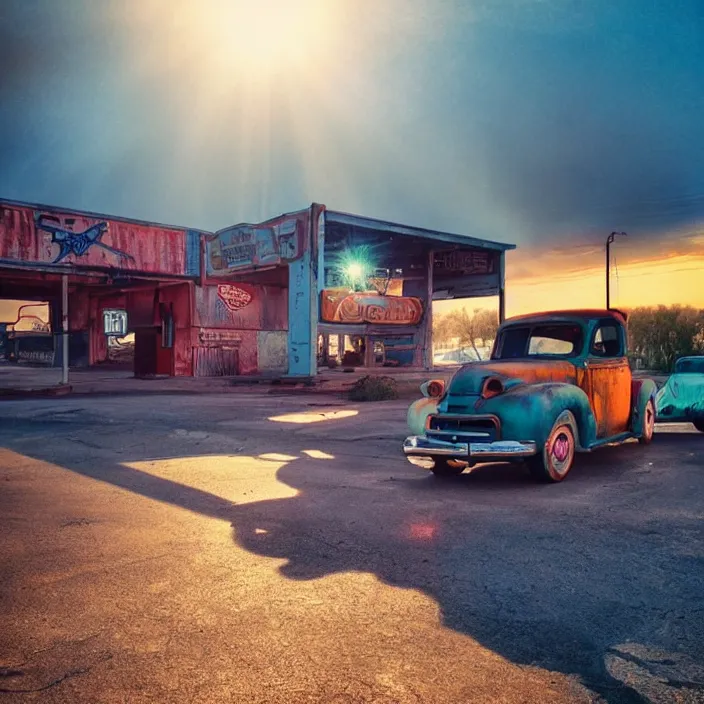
631;378;657;434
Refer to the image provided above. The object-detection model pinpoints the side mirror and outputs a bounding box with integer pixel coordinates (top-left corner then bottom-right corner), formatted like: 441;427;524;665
420;379;445;398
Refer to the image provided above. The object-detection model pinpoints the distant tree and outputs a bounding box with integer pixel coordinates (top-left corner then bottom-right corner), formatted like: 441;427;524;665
627;305;704;371
432;313;454;347
433;307;499;359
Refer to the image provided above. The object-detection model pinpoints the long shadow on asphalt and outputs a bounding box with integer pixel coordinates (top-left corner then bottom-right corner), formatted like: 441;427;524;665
227;434;704;704
3;423;703;704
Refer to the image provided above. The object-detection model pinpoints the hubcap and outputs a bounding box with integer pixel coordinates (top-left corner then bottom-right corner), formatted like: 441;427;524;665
549;430;573;475
553;434;570;462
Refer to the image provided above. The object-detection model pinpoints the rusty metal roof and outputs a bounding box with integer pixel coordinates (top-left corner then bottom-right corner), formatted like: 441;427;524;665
0;197;210;234
325;210;516;251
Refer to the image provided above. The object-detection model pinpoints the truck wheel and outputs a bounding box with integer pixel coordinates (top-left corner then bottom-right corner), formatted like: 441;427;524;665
528;414;576;483
638;399;656;444
694;420;704;433
431;459;466;477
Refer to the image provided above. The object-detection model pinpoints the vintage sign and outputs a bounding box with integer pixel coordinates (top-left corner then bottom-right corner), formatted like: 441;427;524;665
207;218;302;277
198;329;243;346
216;283;255;312
103;309;128;336
321;289;424;326
433;249;497;275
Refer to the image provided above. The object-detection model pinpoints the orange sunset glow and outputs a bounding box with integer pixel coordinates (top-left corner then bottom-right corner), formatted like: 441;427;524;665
436;230;704;319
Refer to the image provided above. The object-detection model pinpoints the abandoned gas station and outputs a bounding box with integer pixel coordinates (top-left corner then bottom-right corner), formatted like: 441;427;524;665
0;198;515;387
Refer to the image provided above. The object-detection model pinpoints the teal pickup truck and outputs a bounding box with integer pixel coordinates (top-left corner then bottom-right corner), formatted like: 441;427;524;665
404;309;658;483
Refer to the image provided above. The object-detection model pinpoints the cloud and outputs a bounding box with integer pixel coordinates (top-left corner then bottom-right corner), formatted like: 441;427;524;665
508;222;704;284
0;0;702;249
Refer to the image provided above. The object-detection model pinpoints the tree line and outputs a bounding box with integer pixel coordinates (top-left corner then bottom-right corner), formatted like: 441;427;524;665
627;305;704;371
433;305;704;372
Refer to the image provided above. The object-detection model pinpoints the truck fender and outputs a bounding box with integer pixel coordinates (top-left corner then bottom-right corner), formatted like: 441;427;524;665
481;382;598;450
630;378;657;436
407;397;438;436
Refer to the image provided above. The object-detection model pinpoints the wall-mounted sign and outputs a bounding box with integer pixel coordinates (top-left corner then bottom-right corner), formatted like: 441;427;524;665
103;309;128;336
321;289;424;326
434;249;497;275
216;283;255;312
198;329;243;346
206;218;302;277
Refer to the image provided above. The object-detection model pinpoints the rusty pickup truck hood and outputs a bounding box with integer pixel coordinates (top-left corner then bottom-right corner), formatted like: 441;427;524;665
447;359;577;396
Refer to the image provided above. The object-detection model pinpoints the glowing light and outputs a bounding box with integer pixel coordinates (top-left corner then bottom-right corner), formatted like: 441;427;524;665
346;263;364;280
408;522;439;542
268;410;358;424
163;0;339;82
336;246;376;292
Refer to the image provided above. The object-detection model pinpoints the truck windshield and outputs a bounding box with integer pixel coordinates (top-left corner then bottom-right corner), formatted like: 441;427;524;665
494;324;583;359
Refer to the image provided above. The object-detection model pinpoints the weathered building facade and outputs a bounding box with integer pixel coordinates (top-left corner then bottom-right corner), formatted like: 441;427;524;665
0;198;514;381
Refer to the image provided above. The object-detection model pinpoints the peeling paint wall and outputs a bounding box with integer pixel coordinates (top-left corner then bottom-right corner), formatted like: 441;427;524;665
0;202;200;276
192;281;288;376
257;331;288;372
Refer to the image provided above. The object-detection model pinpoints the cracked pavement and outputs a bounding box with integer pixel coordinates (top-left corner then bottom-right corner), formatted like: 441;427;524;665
0;392;703;703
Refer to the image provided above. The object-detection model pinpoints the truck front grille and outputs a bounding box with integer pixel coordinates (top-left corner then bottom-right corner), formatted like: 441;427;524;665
427;415;500;441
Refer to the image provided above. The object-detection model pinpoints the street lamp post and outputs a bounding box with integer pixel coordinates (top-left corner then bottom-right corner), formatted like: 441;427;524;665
606;231;627;310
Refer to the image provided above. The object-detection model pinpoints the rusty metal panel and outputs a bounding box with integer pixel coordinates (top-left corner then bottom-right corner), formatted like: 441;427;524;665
194;347;240;377
205;210;309;279
0;206;38;261
185;230;201;277
193;328;258;375
432;248;502;299
257;330;287;371
0;203;192;276
478;360;578;385
320;289;424;325
194;283;287;331
582;360;631;437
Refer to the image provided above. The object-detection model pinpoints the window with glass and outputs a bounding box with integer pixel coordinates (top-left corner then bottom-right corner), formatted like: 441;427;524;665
590;323;622;358
494;324;583;359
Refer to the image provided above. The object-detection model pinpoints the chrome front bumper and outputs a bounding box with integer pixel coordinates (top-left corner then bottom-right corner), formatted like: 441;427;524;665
403;435;537;462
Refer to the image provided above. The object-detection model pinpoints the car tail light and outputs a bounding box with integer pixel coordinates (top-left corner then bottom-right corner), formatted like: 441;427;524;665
481;376;504;399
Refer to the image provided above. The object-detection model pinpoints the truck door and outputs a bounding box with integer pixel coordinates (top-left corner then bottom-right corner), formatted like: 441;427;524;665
585;319;631;438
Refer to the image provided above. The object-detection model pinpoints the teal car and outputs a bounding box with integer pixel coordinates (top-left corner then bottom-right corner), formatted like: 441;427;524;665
404;309;657;482
655;356;704;431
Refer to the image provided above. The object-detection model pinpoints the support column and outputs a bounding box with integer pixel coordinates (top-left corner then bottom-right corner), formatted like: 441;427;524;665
498;252;506;323
422;249;434;370
287;206;320;377
61;274;69;385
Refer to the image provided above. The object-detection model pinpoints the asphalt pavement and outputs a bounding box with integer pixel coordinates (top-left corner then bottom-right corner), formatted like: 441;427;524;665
0;393;703;703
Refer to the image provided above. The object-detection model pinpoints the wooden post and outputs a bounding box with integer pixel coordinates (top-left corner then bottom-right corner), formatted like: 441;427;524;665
422;249;434;370
498;251;506;323
61;274;69;385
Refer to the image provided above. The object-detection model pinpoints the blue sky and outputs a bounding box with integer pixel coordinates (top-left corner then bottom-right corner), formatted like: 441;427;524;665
1;0;702;260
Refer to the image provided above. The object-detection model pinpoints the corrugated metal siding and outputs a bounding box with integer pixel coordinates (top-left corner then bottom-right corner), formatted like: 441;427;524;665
0;204;192;276
0;207;36;260
194;347;239;377
185;230;201;277
194;283;287;330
